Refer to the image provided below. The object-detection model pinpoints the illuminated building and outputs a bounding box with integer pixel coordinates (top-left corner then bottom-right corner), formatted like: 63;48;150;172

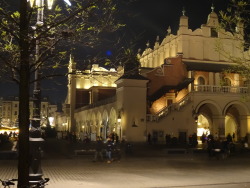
62;7;250;143
0;96;56;129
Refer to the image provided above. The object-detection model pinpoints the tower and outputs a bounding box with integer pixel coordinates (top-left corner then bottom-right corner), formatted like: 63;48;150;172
115;57;149;141
66;54;76;132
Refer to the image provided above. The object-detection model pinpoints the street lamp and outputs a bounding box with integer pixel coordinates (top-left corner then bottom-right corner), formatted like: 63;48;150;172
28;0;71;184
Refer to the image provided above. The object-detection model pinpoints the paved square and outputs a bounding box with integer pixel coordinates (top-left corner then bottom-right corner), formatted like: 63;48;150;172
1;153;250;188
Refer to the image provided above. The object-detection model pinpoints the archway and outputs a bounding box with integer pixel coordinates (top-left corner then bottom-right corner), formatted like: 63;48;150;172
195;100;222;136
224;101;250;141
197;114;211;137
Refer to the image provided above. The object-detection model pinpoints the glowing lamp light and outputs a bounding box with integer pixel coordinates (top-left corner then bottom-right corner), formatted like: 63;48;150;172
28;0;71;9
117;113;121;123
48;117;54;126
29;0;36;7
64;0;72;6
47;0;54;9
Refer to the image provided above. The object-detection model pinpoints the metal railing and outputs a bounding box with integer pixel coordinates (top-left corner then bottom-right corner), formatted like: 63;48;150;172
194;85;248;94
146;85;249;122
147;93;192;122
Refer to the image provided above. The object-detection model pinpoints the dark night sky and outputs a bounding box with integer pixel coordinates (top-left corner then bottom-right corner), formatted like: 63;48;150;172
0;0;230;104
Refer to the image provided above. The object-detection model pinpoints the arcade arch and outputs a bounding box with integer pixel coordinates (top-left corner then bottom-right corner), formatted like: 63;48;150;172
195;100;222;138
195;100;250;141
223;101;250;140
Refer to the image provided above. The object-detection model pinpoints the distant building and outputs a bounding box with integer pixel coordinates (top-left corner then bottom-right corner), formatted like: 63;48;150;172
0;96;55;128
60;6;250;143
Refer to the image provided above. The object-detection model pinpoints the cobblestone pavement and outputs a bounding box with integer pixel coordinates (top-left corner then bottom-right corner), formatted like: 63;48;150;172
1;153;250;188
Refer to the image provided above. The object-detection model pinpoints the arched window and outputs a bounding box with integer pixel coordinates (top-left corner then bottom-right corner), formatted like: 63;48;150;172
223;78;231;86
197;77;205;85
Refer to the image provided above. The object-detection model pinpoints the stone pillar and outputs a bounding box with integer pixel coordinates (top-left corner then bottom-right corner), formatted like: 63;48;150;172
215;73;220;86
115;78;149;142
234;74;240;86
213;115;225;139
209;72;214;85
240;115;250;143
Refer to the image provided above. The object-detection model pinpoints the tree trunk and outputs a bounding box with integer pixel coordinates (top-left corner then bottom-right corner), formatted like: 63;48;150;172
18;0;30;187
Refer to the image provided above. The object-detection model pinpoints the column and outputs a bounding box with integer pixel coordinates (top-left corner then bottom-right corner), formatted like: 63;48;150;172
215;73;220;86
240;115;250;144
212;115;225;139
208;72;214;85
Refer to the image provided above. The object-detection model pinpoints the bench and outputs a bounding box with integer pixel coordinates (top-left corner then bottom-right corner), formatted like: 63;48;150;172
165;148;187;154
74;149;95;156
0;151;18;159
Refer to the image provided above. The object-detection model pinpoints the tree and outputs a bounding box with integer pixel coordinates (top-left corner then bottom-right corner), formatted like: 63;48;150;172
218;0;250;80
0;0;122;187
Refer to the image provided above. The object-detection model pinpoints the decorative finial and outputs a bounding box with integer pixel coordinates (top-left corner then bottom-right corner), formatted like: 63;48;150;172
182;7;186;16
156;36;159;43
167;26;171;35
146;41;150;48
211;3;215;12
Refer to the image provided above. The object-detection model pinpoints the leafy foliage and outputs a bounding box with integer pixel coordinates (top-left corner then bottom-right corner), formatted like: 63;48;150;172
218;0;250;79
0;0;123;83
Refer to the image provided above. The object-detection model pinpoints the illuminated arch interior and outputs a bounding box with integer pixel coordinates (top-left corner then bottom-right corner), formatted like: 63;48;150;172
197;114;210;137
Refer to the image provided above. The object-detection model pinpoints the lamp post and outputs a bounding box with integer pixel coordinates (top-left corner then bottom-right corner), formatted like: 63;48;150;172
28;0;71;184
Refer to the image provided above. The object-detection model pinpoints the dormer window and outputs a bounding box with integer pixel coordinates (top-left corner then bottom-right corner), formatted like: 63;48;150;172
211;28;218;38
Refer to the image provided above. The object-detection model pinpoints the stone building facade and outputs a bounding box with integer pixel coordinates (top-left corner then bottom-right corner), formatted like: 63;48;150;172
59;7;250;143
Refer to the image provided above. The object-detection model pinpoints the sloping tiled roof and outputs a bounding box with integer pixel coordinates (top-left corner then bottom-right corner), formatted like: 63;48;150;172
117;73;149;81
148;78;194;101
183;60;233;72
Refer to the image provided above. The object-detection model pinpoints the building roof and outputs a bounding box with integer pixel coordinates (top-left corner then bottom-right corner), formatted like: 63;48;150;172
148;78;194;101
183;60;233;72
117;73;149;81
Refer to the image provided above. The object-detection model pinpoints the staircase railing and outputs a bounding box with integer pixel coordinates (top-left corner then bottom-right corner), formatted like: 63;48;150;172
146;85;249;122
147;93;192;122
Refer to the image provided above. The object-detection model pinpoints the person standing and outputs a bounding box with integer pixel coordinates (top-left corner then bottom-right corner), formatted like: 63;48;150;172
147;133;151;144
106;137;113;163
93;136;104;162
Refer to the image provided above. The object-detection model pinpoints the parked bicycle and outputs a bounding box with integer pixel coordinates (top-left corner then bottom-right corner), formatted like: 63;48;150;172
0;179;17;188
0;178;49;188
30;178;50;188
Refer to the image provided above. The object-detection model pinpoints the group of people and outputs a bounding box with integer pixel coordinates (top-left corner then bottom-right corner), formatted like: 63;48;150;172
0;131;18;145
93;135;121;163
206;133;236;159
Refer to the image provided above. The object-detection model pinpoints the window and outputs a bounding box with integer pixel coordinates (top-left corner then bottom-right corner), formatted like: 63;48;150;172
244;80;250;87
197;77;205;85
167;99;173;106
222;78;231;86
211;28;218;38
